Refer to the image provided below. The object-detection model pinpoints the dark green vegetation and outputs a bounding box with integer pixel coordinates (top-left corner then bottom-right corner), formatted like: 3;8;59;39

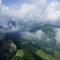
11;49;43;60
0;24;60;60
10;49;60;60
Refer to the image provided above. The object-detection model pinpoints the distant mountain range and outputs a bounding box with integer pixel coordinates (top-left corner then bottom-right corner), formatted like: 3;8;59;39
0;20;60;33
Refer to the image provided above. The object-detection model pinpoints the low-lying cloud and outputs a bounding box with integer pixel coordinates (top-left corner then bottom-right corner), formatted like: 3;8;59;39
0;0;60;44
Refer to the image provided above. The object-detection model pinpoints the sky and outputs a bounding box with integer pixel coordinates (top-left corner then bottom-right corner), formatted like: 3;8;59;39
0;0;60;42
2;0;32;6
0;0;60;23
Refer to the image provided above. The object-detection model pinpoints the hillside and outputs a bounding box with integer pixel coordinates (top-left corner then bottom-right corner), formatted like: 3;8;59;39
10;49;60;60
0;23;60;60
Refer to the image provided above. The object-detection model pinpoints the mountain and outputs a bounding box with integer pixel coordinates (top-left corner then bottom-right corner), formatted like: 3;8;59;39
0;20;60;33
10;48;60;60
0;20;60;60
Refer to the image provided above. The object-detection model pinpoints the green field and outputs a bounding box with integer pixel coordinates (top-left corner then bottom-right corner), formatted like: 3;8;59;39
10;49;60;60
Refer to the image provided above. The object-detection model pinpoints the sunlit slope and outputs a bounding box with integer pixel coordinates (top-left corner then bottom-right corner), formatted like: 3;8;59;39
11;49;43;60
36;49;60;60
10;49;60;60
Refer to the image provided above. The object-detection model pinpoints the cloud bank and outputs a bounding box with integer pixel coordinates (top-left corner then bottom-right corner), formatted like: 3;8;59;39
0;0;60;42
0;0;60;23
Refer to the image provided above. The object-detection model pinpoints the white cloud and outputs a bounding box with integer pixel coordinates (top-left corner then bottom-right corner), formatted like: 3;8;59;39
0;0;60;23
56;28;60;42
17;4;34;19
0;0;48;22
46;1;60;21
23;30;44;41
